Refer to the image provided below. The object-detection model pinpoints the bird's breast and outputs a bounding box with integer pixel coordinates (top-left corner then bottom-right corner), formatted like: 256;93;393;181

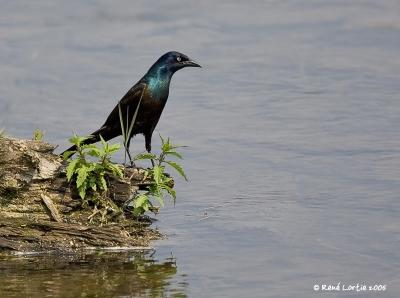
132;90;166;130
146;77;170;101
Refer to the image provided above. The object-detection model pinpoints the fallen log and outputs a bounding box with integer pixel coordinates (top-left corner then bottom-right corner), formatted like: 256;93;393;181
0;136;162;252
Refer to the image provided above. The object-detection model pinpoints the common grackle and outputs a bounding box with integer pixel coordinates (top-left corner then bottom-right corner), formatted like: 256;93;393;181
62;51;200;161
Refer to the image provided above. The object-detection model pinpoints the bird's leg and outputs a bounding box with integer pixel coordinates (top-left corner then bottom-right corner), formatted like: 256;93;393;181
126;150;134;167
145;133;155;167
122;141;129;166
126;137;136;167
123;148;127;166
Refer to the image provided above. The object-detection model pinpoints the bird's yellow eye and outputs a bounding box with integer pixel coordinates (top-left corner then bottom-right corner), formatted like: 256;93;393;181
176;56;182;62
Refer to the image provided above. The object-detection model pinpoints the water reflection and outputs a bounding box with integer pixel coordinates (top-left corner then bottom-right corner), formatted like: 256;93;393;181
0;250;187;298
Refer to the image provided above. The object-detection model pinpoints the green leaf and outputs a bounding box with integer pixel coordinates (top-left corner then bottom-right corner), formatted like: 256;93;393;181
170;144;187;150
68;134;79;145
164;150;183;159
142;202;150;211
159;134;165;145
86;176;97;191
134;152;157;161
76;166;88;188
81;144;97;150
118;103;126;141
126;87;145;146
87;163;98;172
78;184;86;199
99;135;108;151
134;194;148;208
33;128;44;141
161;136;171;152
69;134;90;147
133;207;144;216
91;163;100;171
90;182;97;191
99;175;108;191
149;184;161;197
63;150;75;160
152;166;164;185
118;88;145;160
165;161;188;181
108;143;120;153
152;193;165;207
108;163;123;178
86;148;102;157
159;134;186;152
66;159;79;181
161;184;176;200
142;169;149;181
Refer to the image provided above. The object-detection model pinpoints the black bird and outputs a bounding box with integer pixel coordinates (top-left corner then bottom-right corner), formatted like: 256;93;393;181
62;51;200;160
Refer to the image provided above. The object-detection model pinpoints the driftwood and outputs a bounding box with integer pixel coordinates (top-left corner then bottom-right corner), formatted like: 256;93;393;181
0;136;162;252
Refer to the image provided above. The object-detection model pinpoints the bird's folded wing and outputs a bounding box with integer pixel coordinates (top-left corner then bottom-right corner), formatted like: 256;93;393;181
102;82;147;127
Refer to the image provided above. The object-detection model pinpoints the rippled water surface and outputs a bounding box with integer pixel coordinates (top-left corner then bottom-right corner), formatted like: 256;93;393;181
1;1;400;297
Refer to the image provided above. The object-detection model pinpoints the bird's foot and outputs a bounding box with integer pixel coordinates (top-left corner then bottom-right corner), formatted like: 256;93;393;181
122;159;136;168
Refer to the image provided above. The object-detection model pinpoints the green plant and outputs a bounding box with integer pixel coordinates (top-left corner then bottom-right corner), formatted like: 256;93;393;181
63;134;123;200
33;128;44;141
63;132;187;221
132;135;187;216
0;128;4;138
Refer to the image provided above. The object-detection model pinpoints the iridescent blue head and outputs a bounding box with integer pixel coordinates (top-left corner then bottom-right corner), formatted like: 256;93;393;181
145;51;201;100
148;51;201;75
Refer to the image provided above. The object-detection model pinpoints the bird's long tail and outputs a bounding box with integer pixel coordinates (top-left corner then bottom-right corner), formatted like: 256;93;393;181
61;126;114;157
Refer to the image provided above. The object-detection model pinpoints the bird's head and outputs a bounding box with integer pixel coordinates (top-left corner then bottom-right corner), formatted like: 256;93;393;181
149;51;201;75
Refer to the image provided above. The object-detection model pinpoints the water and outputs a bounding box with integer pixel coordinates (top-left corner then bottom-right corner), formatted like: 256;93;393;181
1;0;400;297
0;251;188;297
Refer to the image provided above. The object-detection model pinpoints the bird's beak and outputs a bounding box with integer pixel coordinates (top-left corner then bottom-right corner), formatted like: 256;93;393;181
183;60;201;68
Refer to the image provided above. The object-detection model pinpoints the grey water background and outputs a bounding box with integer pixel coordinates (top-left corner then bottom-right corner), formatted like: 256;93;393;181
1;0;400;297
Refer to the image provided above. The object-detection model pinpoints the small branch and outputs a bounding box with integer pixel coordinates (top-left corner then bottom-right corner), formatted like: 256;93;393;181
41;194;62;222
88;206;100;223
